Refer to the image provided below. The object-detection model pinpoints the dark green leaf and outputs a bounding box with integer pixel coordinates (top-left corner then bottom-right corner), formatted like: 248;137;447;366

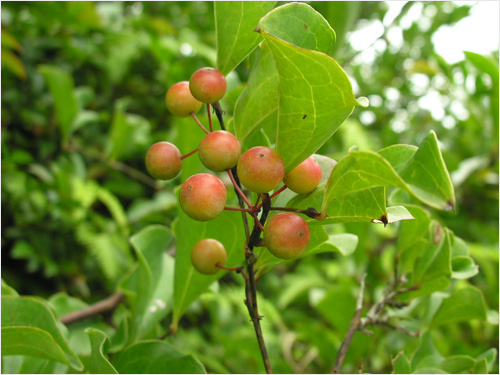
113;340;206;374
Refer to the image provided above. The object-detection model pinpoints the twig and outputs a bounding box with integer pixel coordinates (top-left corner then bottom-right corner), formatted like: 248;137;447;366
60;292;124;325
213;103;272;374
332;274;366;373
269;206;322;219
181;148;198;160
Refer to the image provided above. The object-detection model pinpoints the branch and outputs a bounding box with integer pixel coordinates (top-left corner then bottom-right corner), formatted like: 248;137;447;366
60;292;124;325
269;206;322;219
332;274;366;374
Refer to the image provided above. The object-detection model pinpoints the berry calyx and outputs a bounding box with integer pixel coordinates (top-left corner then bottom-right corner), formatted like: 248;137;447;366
166;81;203;117
237;146;285;193
191;238;227;275
179;173;227;221
263;212;310;260
283;156;322;194
145;142;182;180
189;67;227;103
198;130;241;172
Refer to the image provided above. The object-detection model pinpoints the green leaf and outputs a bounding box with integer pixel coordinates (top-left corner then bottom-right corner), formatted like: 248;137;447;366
322;151;407;214
1;30;22;51
259;29;362;171
215;1;276;75
172;209;245;330
392;351;411;374
1;49;26;79
107;108;150;161
234;43;279;144
398;131;455;211
431;286;487;327
411;331;443;370
413;222;452;283
39;65;79;146
378;144;418;174
112;340;206;374
473;358;488;374
118;225;174;342
412;368;447;374
451;256;479;279
1;327;69;366
308;233;358;256
1;296;83;371
316;284;357;333
1;279;18;297
464;51;499;85
86;329;118;374
258;2;336;53
475;348;497;372
439;355;476;374
372;206;415;225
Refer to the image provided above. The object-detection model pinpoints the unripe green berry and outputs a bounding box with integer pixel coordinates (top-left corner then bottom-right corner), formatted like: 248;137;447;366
263;212;310;260
199;130;241;172
179;173;227;221
145;142;182;180
283;156;322;194
191;238;227;274
237;146;285;193
189;67;227;103
166;81;203;117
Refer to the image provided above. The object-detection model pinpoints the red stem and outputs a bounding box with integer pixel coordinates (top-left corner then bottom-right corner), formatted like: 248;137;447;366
227;169;253;208
258;185;287;209
207;103;213;132
225;206;253;213
181;148;199;160
190;112;209;134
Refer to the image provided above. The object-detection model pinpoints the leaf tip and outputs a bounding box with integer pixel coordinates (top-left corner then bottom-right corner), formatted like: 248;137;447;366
355;96;369;108
253;27;262;34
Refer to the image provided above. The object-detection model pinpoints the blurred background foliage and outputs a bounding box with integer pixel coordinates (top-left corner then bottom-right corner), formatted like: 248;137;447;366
1;1;498;373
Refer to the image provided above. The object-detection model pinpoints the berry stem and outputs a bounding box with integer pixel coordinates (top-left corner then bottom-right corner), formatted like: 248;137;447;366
216;263;244;273
227;168;253;209
211;102;226;131
224;206;254;213
190;112;210;134
181;148;199;160
207;103;213;132
257;185;287;209
269;206;322;219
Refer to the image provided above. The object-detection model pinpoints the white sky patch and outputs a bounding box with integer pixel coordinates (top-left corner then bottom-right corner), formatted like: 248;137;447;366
432;1;500;64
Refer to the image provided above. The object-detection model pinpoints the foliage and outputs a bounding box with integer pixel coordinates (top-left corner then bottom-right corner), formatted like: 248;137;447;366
1;1;498;374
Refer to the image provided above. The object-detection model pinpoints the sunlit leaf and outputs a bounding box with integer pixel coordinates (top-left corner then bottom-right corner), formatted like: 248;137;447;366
431;286;487;327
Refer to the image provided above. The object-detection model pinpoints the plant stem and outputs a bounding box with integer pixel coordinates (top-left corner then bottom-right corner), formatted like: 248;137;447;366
213;102;272;374
60;292;124;325
181;148;198;160
224;206;254;213
207;103;213;132
269;206;322;219
332;274;366;374
190;112;209;134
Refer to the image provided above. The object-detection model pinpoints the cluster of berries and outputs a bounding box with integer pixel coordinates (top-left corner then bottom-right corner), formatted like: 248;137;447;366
145;68;322;275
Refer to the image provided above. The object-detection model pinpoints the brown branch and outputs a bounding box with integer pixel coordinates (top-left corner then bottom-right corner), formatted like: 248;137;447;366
60;292;124;325
213;103;273;373
269;206;322;219
332;274;366;374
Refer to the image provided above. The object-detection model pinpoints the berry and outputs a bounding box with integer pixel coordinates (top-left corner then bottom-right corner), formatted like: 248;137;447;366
237;146;285;193
191;238;227;274
263;212;310;260
283;156;322;194
179;173;227;221
166;81;203;117
198;130;241;172
189;67;227;103
145;142;182;180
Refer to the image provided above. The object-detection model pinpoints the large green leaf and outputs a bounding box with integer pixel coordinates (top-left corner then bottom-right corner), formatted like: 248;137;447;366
39;65;79;146
234;2;338;146
1;296;83;371
234;43;279;144
86;329;118;374
392;352;412;374
431;286;487;327
112;340;206;374
118;225;174;342
259;30;362;171
215;1;276;75
172;209;245;330
411;331;443;371
1;327;69;365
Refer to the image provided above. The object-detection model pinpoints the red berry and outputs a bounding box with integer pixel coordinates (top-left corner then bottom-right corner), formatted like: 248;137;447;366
263;212;310;260
237;146;285;193
191;238;227;274
166;81;203;117
145;142;182;180
283;156;322;194
189;67;227;103
199;130;241;172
